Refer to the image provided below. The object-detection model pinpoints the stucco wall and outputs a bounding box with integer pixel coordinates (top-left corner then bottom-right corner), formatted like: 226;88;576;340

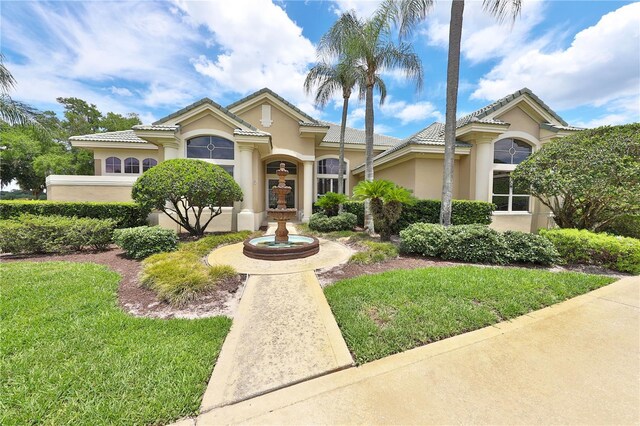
48;184;134;202
490;214;533;233
496;106;541;140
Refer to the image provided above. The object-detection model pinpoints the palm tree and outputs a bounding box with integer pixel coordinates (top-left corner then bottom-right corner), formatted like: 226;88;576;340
304;58;360;210
318;10;423;234
386;0;521;225
0;54;40;127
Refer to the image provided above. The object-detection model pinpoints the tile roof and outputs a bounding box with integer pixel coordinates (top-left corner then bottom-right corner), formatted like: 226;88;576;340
320;121;401;147
456;87;569;127
540;123;584;132
300;121;330;128
153;97;258;130
233;129;271;137
226;88;319;124
132;124;179;131
69;130;148;144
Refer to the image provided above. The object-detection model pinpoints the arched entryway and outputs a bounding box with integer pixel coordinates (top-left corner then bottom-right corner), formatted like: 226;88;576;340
265;160;298;210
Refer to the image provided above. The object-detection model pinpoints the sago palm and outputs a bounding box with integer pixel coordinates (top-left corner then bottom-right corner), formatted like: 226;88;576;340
318;10;423;234
385;0;521;225
304;58;361;207
353;179;414;240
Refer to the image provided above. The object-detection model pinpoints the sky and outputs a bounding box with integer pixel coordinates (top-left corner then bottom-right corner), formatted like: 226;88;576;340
2;0;639;140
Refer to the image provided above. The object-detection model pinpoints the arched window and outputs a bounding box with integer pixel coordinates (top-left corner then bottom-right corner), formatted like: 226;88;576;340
492;138;533;212
266;161;297;175
105;157;121;174
316;158;347;197
187;136;234;160
142;158;157;172
124;157;140;174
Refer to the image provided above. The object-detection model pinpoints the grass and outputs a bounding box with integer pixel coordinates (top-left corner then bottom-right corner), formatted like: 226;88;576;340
349;241;398;264
296;222;362;239
324;266;615;364
179;230;254;257
0;261;232;426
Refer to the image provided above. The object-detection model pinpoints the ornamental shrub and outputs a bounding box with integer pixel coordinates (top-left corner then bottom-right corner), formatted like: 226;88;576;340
0;200;148;228
113;226;178;259
309;212;357;232
0;214;115;254
178;231;252;257
349;241;398;264
503;231;559;266
399;223;447;257
540;228;640;274
315;192;348;216
441;225;510;264
603;215;640;240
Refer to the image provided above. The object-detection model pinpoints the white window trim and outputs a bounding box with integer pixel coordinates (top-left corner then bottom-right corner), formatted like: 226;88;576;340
490;136;536;214
181;129;238;181
314;155;349;201
103;156;158;176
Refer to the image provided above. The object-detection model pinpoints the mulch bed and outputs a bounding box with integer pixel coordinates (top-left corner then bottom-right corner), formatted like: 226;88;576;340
1;248;245;319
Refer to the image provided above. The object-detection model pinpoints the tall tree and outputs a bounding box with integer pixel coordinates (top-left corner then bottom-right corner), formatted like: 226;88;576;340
0;54;41;127
388;0;521;225
304;58;360;210
319;10;423;234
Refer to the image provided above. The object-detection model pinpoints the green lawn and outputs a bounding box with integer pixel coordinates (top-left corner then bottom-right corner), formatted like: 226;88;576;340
0;261;231;426
325;266;615;364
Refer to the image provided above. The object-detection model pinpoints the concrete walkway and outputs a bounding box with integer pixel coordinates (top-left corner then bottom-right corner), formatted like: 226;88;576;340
200;224;354;410
197;275;639;425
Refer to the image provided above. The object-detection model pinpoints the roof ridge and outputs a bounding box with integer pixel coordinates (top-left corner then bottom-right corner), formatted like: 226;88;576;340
153;97;258;130
319;120;402;141
226;88;318;124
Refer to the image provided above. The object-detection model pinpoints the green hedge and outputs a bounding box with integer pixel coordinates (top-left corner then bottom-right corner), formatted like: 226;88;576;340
0;214;115;254
308;212;357;232
603;215;640;240
329;199;494;232
539;228;640;274
400;223;559;266
0;201;148;228
113;226;178;259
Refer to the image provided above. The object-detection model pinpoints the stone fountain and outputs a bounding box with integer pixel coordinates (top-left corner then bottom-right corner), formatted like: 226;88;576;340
243;162;319;260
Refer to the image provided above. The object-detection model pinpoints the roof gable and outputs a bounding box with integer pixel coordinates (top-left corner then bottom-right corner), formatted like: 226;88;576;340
153;98;257;130
227;88;318;124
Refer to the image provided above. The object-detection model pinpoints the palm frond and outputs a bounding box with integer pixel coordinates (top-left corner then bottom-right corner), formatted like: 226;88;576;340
0;54;17;95
482;0;522;23
0;95;40;127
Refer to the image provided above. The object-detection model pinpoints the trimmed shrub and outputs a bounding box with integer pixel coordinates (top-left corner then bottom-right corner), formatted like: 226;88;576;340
0;200;148;228
603;215;640;240
113;226;178;259
309;212;357;232
503;231;560;266
441;225;510;264
178;231;252;257
315;192;348;216
140;251;237;305
540;228;640;274
350;241;398;264
0;214;115;254
399;223;447;257
342;201;365;227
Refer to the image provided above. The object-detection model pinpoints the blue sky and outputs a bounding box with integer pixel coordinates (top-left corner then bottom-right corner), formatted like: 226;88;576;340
2;0;639;139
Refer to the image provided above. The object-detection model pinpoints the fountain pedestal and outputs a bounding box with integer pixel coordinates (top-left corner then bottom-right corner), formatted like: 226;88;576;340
242;162;319;260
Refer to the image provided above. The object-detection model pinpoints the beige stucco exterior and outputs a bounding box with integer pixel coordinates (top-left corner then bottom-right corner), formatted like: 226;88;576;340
48;88;580;234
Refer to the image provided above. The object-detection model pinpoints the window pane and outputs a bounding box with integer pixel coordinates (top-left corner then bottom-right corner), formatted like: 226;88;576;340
266;161;297;175
492;196;509;211
512;177;529;195
494;139;512;151
142;158;157;172
493;150;511;164
512;196;530;211
187;136;234;160
513;139;532;152
317;158;346;175
512;150;531;165
317;178;332;196
105;157;121;173
219;165;234;177
492;172;510;194
124;157;139;174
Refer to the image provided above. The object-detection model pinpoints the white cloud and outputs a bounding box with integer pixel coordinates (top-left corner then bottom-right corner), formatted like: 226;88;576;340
174;0;318;114
381;96;443;124
110;86;133;97
472;3;640;124
330;0;382;18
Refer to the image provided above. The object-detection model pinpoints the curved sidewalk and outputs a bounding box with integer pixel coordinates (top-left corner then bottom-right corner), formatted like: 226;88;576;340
198;275;640;425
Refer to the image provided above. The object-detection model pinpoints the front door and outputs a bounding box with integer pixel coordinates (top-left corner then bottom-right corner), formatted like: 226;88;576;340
267;179;295;209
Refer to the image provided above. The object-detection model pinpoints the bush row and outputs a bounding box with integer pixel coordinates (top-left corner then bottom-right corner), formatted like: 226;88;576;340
0;214;115;254
602;215;640;240
308;212;358;232
0;200;149;228
540;229;639;274
113;226;178;259
400;223;559;266
327;199;494;232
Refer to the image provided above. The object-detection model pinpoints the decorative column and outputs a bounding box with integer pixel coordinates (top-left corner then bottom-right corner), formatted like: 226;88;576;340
303;160;314;222
237;144;255;231
163;140;180;160
474;137;494;202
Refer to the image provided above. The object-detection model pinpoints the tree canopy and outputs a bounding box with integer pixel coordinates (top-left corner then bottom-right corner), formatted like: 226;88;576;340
512;123;640;231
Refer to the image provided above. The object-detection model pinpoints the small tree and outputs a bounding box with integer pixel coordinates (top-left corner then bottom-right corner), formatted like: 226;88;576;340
512;124;640;232
316;191;348;217
132;159;243;237
352;179;414;241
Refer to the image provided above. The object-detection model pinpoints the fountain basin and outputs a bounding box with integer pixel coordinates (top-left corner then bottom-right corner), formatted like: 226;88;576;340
243;234;320;260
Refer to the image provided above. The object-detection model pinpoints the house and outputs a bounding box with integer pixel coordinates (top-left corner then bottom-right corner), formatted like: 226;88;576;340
46;87;582;232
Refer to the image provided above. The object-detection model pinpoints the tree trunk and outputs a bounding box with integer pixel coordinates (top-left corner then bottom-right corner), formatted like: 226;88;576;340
364;83;376;234
440;0;465;226
338;94;349;214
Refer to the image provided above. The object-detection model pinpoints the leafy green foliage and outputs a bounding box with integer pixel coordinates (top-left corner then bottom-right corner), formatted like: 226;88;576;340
352;179;414;241
1;261;231;425
349;241;398;264
178;231;253;257
602;215;640;240
0;200;148;228
0;214;115;253
325;266;613;364
399;222;448;257
513;124;640;231
441;225;510;264
309;212;357;232
503;231;560;266
315;191;349;216
56;97;141;135
132;159;243;237
113;226;178;259
540;228;640;274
